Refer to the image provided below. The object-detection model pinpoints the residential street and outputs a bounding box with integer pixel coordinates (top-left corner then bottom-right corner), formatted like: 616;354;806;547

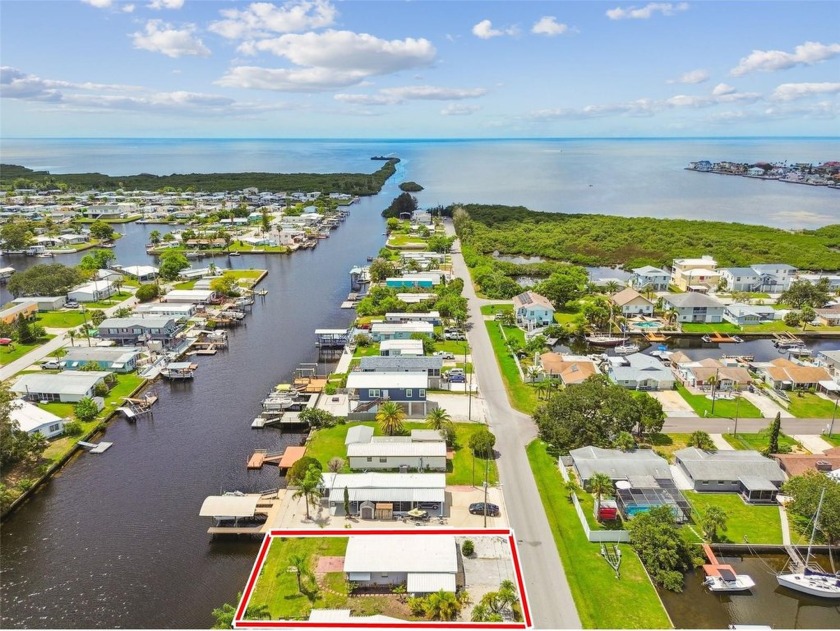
444;220;582;629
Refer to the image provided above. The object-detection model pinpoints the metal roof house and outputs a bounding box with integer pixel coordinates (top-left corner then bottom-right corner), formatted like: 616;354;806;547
379;339;424;356
359;355;443;388
162;289;215;304
9;399;66;438
344;535;458;594
347;436;447;472
674;447;785;503
60;346;142;373
97;317;182;348
369;321;434;342
512;291;555;327
67;280;115;303
607;353;675;391
319;472;446;518
385;311;441;325
11;370;110;403
661;292;726;323
345;371;430;417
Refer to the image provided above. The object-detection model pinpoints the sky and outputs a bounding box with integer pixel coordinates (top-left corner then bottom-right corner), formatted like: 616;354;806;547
1;0;839;138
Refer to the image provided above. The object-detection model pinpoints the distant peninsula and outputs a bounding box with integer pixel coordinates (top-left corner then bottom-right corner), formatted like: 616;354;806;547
399;181;424;192
0;158;400;195
687;160;839;189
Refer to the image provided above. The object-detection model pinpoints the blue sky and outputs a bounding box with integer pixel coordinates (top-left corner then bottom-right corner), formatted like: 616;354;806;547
1;0;839;138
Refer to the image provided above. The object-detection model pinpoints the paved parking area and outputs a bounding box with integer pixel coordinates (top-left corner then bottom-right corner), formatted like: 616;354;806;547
427;392;485;421
457;535;517;620
649;390;697;417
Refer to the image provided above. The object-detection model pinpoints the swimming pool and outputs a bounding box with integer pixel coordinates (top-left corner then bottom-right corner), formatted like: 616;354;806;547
630;321;663;329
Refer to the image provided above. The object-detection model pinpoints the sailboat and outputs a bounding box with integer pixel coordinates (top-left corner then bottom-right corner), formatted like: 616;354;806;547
776;489;840;599
586;304;626;347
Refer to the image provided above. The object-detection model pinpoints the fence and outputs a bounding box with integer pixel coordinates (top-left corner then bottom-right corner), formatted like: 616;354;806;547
558;460;631;543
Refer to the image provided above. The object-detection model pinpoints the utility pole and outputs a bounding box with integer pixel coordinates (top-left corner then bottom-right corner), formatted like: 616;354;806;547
829;396;839;438
483;455;489;528
710;368;719;415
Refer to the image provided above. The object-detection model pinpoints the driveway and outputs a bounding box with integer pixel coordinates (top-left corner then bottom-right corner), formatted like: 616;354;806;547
457;535;517;620
427;393;485;422
649;390;697;417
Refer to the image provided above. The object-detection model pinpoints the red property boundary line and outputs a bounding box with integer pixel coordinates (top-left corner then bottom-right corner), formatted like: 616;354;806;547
234;528;531;629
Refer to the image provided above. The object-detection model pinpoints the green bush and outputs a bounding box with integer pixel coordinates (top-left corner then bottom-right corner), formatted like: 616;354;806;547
135;283;160;302
63;421;83;436
461;539;475;557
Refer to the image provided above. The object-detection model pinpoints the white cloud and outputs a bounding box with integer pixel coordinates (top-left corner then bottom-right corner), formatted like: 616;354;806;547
147;0;184;9
334;85;487;106
472;19;518;39
771;82;840;101
712;83;736;96
731;41;840;76
668;69;709;85
606;2;688;20
132;20;211;58
122;3;135;12
81;0;113;8
209;0;337;40
441;104;480;116
532;16;568;36
217;65;366;91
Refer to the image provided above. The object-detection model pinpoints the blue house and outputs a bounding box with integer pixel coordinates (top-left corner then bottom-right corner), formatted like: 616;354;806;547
345;372;429;417
60;347;142;373
512;291;555;327
386;277;435;289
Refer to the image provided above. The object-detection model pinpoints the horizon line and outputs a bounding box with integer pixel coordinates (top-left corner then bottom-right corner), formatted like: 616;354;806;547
2;135;839;142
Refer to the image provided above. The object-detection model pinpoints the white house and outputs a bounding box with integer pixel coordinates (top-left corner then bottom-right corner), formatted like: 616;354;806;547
120;265;159;281
661;293;726;323
9;399;66;438
671;256;719;291
718;267;762;292
629;266;670;292
343;535;458;594
347;436;447;472
611;287;654;316
723;303;777;326
162;289;215;304
67;280;115;303
319;472;446;518
11;371;110;403
606;353;675;391
379;339;424;357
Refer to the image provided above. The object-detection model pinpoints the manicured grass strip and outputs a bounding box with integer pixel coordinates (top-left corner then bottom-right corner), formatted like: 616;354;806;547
83;291;133;309
786;392;840;418
36;311;87;328
722;431;799;453
824;434;840;447
526;440;672;629
480;303;512;316
305;421;498;486
684;491;782;544
484;321;538;415
675;384;763;419
680;321;840;334
641;433;692;464
0;336;56;366
247;537;349;620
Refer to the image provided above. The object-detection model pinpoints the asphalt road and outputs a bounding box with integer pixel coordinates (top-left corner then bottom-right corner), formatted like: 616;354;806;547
445;221;582;629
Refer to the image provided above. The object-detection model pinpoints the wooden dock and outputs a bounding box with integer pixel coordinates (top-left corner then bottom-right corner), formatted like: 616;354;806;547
701;543;738;578
247;446;306;470
702;332;743;343
644;332;671;342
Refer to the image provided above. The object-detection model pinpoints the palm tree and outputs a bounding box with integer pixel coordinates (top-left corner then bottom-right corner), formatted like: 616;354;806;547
67;330;76;347
701;506;728;542
604;280;621;294
376;401;406;436
423;589;461;621
288;553;308;593
664;308;678;327
536;379;552;401
425;407;453;442
589;472;614;517
291;465;322;521
471;603;503;622
149;230;161;245
51;347;67;361
641;283;656;300
688;430;717;451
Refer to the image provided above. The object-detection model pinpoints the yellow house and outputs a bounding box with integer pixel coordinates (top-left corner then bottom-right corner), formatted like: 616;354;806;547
671;255;719;291
0;301;38;325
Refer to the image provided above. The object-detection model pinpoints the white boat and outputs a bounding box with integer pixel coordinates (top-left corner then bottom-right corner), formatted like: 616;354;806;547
777;489;840;599
614;343;640;355
586;334;625;347
704;568;756;592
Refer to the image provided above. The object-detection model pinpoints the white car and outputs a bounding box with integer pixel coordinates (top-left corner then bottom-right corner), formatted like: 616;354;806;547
41;360;62;370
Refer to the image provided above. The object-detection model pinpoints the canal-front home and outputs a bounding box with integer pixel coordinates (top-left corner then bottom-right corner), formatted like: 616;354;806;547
757;358;832;391
512;291;555;327
358;355;444;389
346;434;447;472
723;303;777;326
606;353;675;391
97;316;182;347
60;346;142;373
11;370;110;403
132;303;196;320
369;321;434;342
67;280;115;303
11;296;66;312
674;448;785;503
538;353;599;386
660;292;726;323
673;357;752;392
610;287;654;317
9;399;66;438
629;265;670;292
345;371;430;417
379;339;425;357
162;289;216;304
320;472;446;518
343;535;458;594
384;311;441;325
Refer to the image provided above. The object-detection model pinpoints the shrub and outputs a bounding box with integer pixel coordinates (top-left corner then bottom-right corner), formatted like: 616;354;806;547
286;456;323;484
74;397;99;422
62;421;83;436
461;539;475;557
135;283;160;302
469;427;496;458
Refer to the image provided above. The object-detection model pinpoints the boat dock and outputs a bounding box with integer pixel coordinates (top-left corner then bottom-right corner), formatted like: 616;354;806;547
251;410;309;429
200;491;283;536
773;332;803;348
247;445;306;470
702;332;744;343
315;328;350;348
78;441;113;454
701;543;739;579
161;362;197;380
644;332;671;342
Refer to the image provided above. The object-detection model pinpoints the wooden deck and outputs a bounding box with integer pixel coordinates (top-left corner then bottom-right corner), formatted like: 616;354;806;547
247;446;306;470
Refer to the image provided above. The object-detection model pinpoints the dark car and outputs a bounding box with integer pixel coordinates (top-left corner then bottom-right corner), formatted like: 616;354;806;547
469;502;500;516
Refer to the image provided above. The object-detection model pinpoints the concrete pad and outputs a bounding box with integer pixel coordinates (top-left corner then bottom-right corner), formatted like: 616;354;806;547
650;390;697;417
710;434;734;451
457;535;517;621
427;392;485;422
741;390;794;419
793;434;833;455
317;392;349;417
670;463;694;491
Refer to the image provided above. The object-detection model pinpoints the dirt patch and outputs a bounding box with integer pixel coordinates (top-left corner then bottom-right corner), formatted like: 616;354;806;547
315;555;344;575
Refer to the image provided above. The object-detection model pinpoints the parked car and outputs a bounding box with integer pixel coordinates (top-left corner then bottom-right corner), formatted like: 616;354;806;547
447;374;466;383
433;351;455;360
447;368;465;377
64;299;79;308
445;332;466;341
41;360;61;370
493;312;508;320
469;502;500;516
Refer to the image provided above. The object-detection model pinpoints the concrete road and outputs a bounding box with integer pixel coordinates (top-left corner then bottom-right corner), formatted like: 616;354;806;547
445;221;582;629
662;416;836;434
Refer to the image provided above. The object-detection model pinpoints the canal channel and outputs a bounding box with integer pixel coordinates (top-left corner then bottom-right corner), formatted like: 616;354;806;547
0;183;395;627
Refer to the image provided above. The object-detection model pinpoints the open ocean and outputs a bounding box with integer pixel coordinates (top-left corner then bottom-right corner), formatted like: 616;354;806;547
1;137;838;228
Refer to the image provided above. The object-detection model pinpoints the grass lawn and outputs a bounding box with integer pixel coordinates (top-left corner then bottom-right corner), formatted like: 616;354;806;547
480;303;512;316
823;434;840;447
680;321;840;335
786;392;840;418
684;491;782;544
35;311;87;328
484;321;538;415
175;280;196;290
0;336;55;366
352;344;381;358
641;433;693;463
675;384;763;419
526;440;671;629
228;243;288;253
387;235;427;248
246;536;349;620
722;431;800;452
305;421;498;486
83;291;133;309
434;339;471;355
680;323;744;334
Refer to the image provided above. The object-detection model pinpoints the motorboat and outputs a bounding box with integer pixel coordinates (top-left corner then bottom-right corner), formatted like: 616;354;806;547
777;489;840;599
703;567;756;592
614;343;640;355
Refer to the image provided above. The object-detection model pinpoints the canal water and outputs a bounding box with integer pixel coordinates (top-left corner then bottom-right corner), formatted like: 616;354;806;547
0;180;397;627
659;552;840;628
